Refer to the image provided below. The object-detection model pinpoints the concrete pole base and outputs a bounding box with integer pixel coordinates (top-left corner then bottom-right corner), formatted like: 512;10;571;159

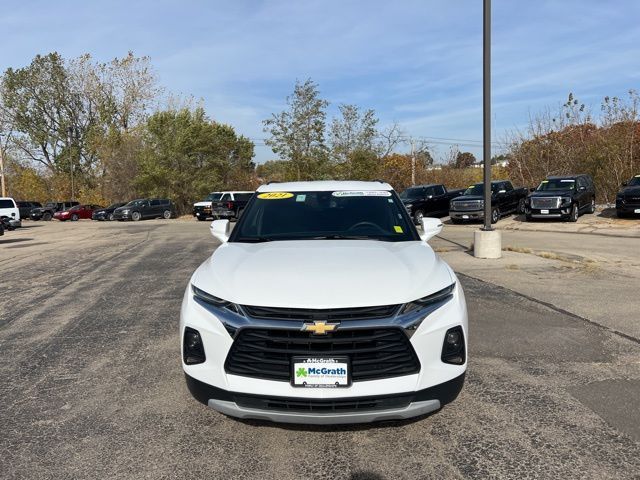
473;229;502;259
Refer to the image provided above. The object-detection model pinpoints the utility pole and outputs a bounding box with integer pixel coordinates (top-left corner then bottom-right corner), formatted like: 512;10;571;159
0;148;5;197
68;126;75;201
410;138;416;185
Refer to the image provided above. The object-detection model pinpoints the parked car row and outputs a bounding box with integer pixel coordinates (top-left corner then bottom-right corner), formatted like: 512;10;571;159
400;174;639;225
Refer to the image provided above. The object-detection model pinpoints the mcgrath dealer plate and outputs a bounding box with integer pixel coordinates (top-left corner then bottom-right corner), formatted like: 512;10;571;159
292;357;350;388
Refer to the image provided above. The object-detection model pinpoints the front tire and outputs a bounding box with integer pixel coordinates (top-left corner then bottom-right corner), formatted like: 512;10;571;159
163;210;171;219
71;214;79;221
491;208;500;224
588;197;596;214
43;213;52;221
569;204;579;222
517;198;526;214
132;211;141;221
413;209;424;225
108;213;114;221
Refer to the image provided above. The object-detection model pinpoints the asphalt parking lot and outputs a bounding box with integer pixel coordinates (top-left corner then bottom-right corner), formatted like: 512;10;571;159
1;220;639;479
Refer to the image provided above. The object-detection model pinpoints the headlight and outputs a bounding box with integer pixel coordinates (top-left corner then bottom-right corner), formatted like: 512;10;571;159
561;197;572;205
401;283;455;314
192;284;243;315
121;209;129;214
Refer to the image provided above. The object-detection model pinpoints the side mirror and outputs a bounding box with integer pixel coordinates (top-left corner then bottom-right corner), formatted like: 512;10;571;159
420;217;443;242
210;219;230;243
622;181;628;186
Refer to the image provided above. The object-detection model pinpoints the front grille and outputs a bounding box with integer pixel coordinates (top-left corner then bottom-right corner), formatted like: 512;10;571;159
225;328;420;382
531;197;561;209
451;200;482;211
233;392;413;412
241;304;400;321
624;195;640;204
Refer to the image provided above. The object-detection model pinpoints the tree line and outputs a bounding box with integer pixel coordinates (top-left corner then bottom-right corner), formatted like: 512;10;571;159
2;53;635;209
0;52;255;213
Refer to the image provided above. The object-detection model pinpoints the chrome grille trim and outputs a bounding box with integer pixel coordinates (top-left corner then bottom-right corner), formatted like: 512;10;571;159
531;197;561;209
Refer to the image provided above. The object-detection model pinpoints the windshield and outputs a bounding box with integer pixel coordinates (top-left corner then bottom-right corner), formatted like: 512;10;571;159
44;202;56;208
205;193;223;202
399;188;423;201
463;184;497;196
627;176;640;187
124;199;147;207
231;190;418;242
536;179;576;191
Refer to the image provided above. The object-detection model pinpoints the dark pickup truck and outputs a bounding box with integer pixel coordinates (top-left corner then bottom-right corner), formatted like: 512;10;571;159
616;174;640;218
449;180;528;224
30;201;79;221
400;184;465;224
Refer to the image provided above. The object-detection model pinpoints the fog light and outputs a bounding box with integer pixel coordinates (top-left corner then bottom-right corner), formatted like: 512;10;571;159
441;326;465;365
183;327;206;365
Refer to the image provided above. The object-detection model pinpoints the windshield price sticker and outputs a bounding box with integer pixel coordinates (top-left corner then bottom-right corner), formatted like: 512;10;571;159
257;192;294;200
292;357;350;388
332;191;391;197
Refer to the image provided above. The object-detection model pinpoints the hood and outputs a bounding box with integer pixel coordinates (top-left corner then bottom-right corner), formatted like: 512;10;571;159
529;190;574;198
451;195;484;202
191;240;454;309
619;186;640;196
194;201;212;207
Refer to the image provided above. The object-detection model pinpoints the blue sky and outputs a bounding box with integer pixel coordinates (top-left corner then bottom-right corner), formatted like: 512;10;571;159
2;0;639;163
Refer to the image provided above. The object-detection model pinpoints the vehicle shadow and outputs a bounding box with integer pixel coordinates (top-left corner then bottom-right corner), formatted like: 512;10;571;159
597;207;618;218
0;238;34;244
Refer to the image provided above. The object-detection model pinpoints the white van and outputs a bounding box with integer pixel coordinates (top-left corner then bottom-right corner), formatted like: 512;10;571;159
0;197;21;227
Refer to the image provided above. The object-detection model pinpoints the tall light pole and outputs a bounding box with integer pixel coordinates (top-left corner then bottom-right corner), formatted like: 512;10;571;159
473;0;502;258
482;0;492;231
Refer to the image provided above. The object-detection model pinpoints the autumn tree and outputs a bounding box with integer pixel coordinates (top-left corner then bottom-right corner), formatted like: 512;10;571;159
137;107;255;213
452;151;477;169
262;79;329;180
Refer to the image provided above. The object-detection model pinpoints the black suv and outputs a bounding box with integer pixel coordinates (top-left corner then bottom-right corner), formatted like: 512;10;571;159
616;175;640;218
16;201;42;219
525;174;595;222
30;201;80;221
112;198;176;221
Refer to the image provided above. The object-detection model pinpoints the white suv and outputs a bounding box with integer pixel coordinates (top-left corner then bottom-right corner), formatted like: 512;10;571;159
0;197;21;228
181;181;468;424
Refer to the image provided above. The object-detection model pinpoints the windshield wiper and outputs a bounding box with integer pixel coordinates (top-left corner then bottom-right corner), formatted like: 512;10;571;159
309;235;388;241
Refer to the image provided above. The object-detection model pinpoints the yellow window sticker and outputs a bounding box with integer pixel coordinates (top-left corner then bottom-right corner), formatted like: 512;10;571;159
394;226;404;233
468;185;475;188
257;192;294;200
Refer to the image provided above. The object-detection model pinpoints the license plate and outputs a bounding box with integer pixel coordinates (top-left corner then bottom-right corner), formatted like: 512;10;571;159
635;209;640;213
462;215;469;219
541;209;549;214
292;357;350;388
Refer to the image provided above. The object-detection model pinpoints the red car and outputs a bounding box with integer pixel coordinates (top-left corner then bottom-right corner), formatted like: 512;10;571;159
54;204;103;221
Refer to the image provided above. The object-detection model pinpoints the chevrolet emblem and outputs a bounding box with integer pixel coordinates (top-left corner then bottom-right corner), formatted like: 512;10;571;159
302;321;339;335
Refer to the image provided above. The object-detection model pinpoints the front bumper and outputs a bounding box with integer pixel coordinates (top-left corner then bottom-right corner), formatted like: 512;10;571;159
450;209;484;220
526;207;571;219
185;372;464;424
616;201;640;215
180;277;468;424
112;212;131;220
